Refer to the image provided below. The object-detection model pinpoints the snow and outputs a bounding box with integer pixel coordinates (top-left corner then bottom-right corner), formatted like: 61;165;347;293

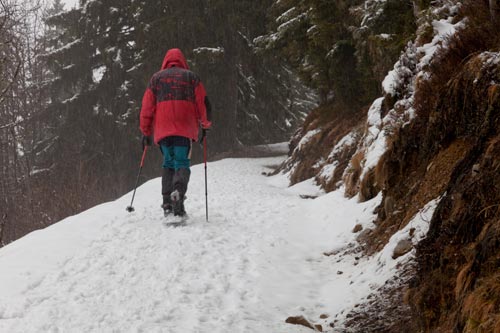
29;168;51;177
370;9;465;183
192;47;225;55
378;33;392;40
393;197;438;246
318;161;338;182
0;156;435;332
383;16;464;98
119;80;130;92
297;128;321;151
306;24;318;36
60;0;79;9
316;132;358;183
361;0;389;27
419;18;463;68
480;51;500;68
92;65;106;83
358;97;387;177
61;93;79;104
276;7;297;24
382;68;399;96
126;63;142;73
277;12;307;33
44;38;82;57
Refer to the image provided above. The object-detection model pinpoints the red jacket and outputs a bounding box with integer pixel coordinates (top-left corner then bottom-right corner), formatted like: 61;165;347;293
140;48;211;143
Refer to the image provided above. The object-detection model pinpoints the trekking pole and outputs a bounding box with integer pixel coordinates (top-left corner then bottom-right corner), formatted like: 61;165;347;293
126;146;148;213
203;130;208;222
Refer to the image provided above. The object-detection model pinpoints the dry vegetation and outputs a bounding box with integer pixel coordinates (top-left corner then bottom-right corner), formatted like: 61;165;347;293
279;101;366;190
284;1;500;331
369;2;500;331
261;1;500;331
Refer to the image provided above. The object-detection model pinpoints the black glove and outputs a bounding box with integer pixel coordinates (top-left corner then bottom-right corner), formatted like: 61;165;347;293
142;135;152;150
199;128;209;143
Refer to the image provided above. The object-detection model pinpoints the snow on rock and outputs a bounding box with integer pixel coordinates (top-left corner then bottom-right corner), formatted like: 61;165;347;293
0;156;428;332
418;17;464;68
330;195;439;327
382;68;400;96
380;197;438;262
318;162;338;183
354;97;387;179
480;51;500;66
297;128;321;151
382;12;465;103
354;7;465;193
318;132;358;183
479;52;500;84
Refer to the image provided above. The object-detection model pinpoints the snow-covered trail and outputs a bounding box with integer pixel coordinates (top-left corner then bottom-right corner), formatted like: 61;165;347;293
0;155;428;332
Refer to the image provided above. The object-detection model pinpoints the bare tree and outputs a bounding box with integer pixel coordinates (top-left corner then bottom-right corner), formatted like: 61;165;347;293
0;0;46;245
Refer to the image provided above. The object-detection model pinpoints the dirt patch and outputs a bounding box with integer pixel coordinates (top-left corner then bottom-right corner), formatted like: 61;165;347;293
338;261;420;333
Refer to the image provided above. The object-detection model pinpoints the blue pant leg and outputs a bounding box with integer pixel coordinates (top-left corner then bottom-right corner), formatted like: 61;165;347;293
173;146;191;171
160;145;175;169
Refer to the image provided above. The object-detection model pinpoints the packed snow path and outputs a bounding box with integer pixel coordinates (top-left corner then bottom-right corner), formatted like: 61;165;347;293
0;155;434;332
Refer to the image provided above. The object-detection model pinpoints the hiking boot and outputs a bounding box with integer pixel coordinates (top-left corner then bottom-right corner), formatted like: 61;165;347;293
171;190;186;216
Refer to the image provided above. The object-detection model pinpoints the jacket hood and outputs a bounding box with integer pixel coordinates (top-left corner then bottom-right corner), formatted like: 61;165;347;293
161;48;189;70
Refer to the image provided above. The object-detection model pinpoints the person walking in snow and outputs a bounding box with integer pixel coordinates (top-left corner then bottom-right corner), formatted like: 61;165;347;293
140;48;212;217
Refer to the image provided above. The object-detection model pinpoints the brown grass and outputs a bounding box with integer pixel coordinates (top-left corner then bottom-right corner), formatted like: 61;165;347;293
344;150;365;198
285;100;367;188
359;168;379;202
462;274;500;332
368;2;500;331
374;150;389;191
414;0;500;121
364;138;472;255
455;262;474;299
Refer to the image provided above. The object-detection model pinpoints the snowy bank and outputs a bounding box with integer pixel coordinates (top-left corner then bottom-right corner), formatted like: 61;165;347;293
0;156;431;332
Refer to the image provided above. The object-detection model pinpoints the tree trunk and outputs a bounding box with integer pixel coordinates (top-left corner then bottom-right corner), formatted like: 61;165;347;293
491;0;499;23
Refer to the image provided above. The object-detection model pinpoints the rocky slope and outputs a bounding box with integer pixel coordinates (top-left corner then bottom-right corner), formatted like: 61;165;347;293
278;1;500;331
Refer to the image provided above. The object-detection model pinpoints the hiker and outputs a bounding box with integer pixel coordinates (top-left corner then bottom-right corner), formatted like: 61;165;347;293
140;48;212;217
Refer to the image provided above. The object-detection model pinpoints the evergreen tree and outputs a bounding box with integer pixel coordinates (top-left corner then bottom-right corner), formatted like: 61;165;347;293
257;0;416;109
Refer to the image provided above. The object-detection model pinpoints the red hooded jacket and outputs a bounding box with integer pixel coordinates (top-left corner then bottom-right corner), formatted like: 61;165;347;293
140;48;211;143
